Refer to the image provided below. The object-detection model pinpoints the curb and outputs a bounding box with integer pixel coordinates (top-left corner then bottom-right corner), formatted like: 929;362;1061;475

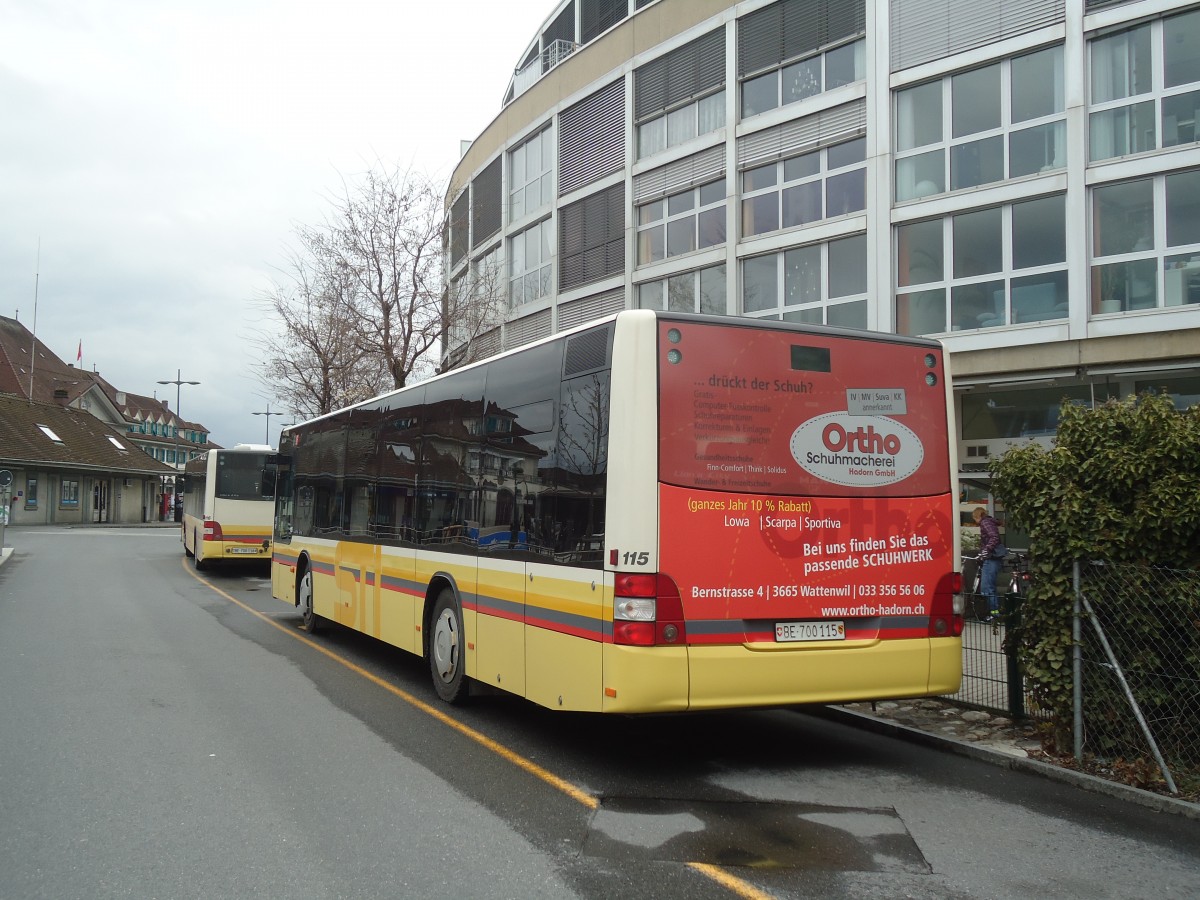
814;705;1200;820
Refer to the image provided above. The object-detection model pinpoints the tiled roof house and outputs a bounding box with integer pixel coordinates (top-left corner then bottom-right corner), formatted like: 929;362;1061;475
0;314;214;525
0;394;174;524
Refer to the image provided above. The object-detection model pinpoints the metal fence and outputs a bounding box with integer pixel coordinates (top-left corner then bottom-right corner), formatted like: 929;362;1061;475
1074;561;1200;795
947;559;1200;795
948;553;1045;720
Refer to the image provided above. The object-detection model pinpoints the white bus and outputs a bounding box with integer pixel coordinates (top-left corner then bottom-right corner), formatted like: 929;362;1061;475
271;310;961;712
180;444;276;570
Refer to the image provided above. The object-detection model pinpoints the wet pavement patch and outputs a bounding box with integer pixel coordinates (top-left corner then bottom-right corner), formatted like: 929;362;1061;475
583;798;928;872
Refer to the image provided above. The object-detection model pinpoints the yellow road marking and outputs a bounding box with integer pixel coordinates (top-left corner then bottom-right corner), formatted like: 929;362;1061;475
184;558;775;899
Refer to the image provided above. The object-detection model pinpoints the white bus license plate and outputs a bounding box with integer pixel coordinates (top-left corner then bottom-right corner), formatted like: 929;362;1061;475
776;620;845;642
229;547;260;554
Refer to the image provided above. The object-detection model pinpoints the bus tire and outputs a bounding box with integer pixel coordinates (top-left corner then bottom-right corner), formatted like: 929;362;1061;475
192;532;207;571
184;531;194;558
298;567;321;634
429;588;468;704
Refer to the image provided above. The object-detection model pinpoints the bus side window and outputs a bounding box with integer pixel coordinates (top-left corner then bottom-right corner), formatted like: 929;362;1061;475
553;369;610;566
481;342;563;559
421;367;486;551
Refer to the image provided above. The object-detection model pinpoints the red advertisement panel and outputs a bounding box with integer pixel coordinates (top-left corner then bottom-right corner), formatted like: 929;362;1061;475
658;484;955;637
655;319;954;638
657;319;950;498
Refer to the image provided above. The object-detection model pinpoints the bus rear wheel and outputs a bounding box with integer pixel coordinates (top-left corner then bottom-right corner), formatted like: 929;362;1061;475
429;589;467;704
298;567;320;634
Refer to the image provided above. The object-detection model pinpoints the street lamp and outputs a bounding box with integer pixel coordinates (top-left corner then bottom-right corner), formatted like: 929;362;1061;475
157;369;200;522
252;401;281;447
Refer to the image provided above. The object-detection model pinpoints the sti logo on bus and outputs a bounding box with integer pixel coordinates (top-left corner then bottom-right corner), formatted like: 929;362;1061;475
789;412;924;487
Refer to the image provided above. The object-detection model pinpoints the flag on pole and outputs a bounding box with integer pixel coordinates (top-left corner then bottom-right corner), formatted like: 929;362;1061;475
76;340;82;365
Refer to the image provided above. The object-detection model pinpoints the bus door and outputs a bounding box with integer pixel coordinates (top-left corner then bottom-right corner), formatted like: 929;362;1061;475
474;344;570;698
363;394;424;655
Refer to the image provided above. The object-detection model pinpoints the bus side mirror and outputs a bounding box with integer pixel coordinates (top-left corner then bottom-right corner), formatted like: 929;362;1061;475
176;475;191;494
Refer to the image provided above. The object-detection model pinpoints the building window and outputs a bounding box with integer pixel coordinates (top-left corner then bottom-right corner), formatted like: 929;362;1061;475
636;28;726;160
741;138;866;237
743;38;865;118
896;45;1065;201
741;233;868;328
1090;11;1200;162
510;127;553;222
61;479;79;507
1091;169;1200;314
738;0;866;119
637;179;726;264
638;92;726;158
637;263;727;313
509;219;554;307
896;194;1069;335
25;477;37;509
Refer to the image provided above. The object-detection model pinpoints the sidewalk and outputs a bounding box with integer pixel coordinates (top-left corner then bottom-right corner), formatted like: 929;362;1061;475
817;699;1200;820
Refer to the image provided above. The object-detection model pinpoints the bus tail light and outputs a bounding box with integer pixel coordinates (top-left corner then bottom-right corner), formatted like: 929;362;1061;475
203;520;224;542
613;573;686;646
929;571;964;637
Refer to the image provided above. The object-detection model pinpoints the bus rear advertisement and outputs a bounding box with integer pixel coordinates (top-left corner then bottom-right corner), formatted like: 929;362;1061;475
271;310;961;713
655;317;957;658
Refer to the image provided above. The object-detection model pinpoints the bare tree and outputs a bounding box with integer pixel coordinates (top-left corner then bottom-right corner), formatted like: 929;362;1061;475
257;164;508;415
441;244;508;371
256;248;385;419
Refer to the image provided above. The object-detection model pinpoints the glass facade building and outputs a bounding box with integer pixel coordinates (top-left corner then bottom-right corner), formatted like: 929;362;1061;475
445;0;1200;496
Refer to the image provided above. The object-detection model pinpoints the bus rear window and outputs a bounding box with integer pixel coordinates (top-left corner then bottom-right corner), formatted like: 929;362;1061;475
216;454;274;501
658;320;949;498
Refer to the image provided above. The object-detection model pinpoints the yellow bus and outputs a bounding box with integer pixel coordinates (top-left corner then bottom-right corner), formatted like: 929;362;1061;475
180;444;276;570
271;310;961;712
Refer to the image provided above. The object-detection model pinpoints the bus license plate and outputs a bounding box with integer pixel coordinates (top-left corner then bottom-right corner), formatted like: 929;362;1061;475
775;621;845;642
228;547;259;554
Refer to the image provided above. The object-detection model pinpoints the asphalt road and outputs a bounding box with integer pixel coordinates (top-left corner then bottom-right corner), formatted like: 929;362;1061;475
1;527;1196;900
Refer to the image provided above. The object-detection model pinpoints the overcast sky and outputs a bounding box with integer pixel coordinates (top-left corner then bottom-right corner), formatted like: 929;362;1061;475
1;0;552;447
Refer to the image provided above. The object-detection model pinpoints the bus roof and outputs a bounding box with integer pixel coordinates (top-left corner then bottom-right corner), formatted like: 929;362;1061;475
282;310;943;436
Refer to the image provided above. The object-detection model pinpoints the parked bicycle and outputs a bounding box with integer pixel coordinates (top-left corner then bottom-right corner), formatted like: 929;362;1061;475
963;550;1031;623
1007;550;1032;600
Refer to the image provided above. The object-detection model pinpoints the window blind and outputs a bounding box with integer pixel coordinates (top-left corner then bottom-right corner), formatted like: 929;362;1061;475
635;27;726;121
559;183;625;291
559;79;626;196
471;156;502;248
737;99;866;169
890;0;1065;72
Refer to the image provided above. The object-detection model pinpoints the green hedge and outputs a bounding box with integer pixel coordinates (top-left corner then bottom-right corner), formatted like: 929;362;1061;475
990;392;1200;752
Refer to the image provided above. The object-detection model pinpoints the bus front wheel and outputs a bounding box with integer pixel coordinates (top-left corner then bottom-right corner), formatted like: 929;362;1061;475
299;568;320;634
429;589;467;704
